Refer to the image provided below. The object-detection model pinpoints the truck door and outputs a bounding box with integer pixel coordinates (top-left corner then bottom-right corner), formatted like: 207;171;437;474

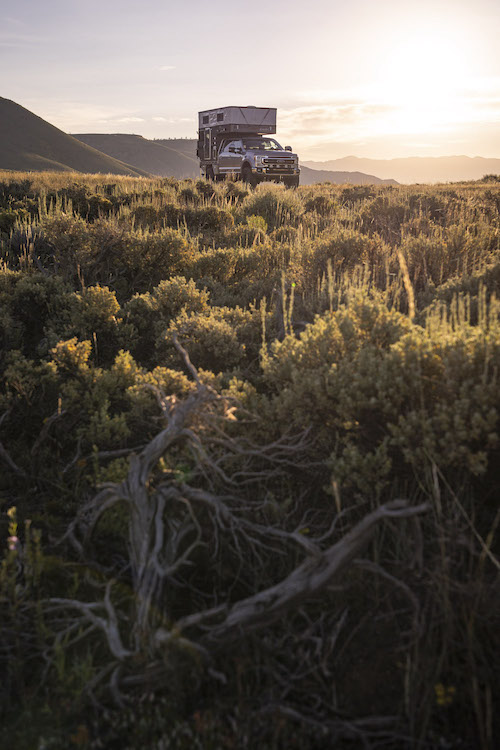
218;140;243;175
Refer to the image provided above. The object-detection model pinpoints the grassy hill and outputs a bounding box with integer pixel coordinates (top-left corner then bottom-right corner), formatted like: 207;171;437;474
154;137;200;160
0;97;149;176
73;133;199;178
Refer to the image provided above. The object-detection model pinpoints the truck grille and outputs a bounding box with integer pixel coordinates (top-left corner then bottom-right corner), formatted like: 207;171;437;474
263;157;295;173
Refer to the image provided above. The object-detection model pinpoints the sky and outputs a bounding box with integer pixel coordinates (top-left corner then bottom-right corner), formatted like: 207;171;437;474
1;0;500;160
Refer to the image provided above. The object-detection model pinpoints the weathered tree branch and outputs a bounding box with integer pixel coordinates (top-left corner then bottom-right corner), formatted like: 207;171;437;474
0;440;27;477
47;340;429;706
174;500;428;644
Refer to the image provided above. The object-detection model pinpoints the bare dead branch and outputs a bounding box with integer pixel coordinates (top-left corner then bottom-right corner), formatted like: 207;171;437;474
50;581;131;661
172;331;207;389
0;440;27;477
354;558;421;625
44;361;430;712
31;409;66;456
177;500;429;642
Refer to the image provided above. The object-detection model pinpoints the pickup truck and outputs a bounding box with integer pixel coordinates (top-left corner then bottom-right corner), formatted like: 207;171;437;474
197;106;300;187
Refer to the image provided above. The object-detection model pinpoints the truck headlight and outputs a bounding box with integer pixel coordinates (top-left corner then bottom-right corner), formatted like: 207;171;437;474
254;156;265;166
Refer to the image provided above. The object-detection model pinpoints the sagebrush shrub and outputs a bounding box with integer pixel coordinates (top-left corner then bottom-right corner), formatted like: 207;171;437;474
263;293;500;499
1;172;499;750
242;182;304;230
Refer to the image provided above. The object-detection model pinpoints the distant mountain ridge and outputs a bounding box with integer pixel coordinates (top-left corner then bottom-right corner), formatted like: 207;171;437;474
302;156;500;184
299;165;397;186
0;97;148;176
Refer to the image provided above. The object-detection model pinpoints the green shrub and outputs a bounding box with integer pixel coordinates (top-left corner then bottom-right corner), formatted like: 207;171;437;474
242;183;304;230
127;229;197;292
154;275;210;318
194;178;216;198
401;233;449;289
223;179;250;201
186;205;234;234
39;212;92;277
162;304;264;374
122;276;209;365
132;203;160;227
2;173;500;750
72;285;120;332
263;294;500;496
359;194;408;241
0;271;73;357
304;191;336;214
0;210;20;235
188;245;262;285
292;226;389;291
340;184;376;203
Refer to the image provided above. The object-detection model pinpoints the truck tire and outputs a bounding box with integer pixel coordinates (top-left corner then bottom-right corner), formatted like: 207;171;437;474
206;165;215;181
242;165;257;188
285;176;300;188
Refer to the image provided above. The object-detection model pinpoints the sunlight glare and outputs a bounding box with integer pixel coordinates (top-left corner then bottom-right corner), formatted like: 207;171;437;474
371;19;475;136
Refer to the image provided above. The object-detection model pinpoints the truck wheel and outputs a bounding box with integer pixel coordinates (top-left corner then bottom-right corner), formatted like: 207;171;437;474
206;165;215;181
285;176;300;188
242;166;257;188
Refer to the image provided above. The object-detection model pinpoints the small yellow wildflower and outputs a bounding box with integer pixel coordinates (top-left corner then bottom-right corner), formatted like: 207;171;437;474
435;682;456;707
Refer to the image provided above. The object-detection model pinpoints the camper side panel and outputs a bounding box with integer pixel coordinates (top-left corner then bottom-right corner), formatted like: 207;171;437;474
198;106;276;134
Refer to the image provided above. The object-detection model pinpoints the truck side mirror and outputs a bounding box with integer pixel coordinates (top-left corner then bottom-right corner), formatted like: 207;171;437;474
285;146;292;152
228;146;236;153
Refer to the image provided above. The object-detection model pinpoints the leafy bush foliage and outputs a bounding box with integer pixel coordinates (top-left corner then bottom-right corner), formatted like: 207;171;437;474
264;294;500;493
242;182;304;229
1;171;499;750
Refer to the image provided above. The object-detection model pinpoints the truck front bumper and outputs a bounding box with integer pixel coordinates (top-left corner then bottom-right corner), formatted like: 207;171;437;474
255;168;300;177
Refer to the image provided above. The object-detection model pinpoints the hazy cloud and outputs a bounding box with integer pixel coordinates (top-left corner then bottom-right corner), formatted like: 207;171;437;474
35;102;149;132
150;116;192;125
467;97;500;117
279;79;500;158
280;101;397;143
0;32;47;47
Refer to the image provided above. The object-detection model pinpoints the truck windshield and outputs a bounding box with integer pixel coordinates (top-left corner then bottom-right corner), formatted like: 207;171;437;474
241;138;283;151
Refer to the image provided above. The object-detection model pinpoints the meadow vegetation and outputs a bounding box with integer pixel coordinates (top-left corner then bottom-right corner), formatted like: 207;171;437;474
0;170;499;749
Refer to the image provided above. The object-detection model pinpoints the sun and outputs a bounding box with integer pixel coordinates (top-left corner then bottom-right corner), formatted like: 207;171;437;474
370;20;473;136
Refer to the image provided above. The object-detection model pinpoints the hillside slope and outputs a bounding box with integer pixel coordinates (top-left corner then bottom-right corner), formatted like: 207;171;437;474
73;134;199;178
155;138;199;160
0;98;149;176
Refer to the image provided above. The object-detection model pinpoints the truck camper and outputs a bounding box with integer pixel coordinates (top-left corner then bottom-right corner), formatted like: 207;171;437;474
197;106;300;187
